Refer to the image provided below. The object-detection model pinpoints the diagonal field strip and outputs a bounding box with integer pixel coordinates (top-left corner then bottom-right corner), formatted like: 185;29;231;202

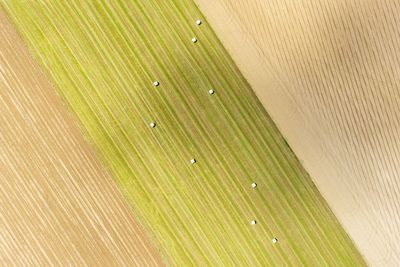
0;9;164;266
194;0;400;265
196;0;400;266
2;0;366;266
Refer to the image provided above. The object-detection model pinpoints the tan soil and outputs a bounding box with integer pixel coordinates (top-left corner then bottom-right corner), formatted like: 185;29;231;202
0;10;164;266
195;0;400;266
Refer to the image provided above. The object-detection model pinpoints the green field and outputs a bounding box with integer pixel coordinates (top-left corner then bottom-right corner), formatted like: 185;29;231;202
1;0;366;265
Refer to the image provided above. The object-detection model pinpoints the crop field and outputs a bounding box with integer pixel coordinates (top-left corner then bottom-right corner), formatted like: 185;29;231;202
1;0;366;266
195;0;400;265
0;10;163;266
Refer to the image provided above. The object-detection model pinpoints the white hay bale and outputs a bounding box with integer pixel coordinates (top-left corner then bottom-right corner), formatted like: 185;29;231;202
190;159;197;164
208;89;215;95
196;19;202;26
250;220;257;225
251;182;257;189
192;37;198;43
150;122;156;128
153;81;160;87
272;238;278;244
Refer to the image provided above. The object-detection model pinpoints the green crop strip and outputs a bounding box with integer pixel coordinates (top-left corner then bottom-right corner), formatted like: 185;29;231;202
1;0;366;266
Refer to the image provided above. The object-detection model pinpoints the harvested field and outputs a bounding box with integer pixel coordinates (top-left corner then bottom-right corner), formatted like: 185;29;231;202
1;1;366;266
195;0;400;265
0;10;164;266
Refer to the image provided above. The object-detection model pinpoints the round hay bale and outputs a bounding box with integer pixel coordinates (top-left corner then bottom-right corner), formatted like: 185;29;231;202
272;238;278;244
150;122;156;128
192;37;198;43
251;182;257;189
208;89;215;95
196;19;202;26
153;81;160;87
190;159;197;164
250;220;257;225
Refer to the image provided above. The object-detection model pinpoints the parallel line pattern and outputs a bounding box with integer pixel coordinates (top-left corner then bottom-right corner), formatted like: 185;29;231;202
0;10;164;266
2;1;365;266
195;0;400;265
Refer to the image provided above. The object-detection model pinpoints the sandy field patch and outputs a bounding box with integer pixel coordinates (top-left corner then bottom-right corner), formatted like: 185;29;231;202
0;10;164;266
195;0;400;265
1;0;365;265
